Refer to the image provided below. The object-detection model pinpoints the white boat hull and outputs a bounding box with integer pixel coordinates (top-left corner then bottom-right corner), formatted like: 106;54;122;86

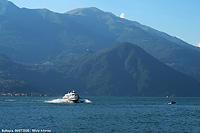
62;90;80;103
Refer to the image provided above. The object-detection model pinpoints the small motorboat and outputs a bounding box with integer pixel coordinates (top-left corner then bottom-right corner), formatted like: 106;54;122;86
62;89;80;103
168;101;176;104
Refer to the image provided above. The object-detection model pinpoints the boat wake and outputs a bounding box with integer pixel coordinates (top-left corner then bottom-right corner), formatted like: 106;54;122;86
5;99;16;102
45;98;91;103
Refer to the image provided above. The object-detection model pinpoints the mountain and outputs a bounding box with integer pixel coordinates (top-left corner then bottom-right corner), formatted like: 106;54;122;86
68;8;200;79
1;0;200;96
0;53;74;95
0;54;34;94
55;42;200;97
65;7;200;80
0;1;64;62
0;1;200;80
1;41;200;96
0;0;19;15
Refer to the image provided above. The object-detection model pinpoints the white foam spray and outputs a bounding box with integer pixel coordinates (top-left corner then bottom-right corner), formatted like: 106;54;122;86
5;99;16;102
45;98;91;103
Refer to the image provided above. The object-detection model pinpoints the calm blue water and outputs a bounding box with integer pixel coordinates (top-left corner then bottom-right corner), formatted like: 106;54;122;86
1;97;200;132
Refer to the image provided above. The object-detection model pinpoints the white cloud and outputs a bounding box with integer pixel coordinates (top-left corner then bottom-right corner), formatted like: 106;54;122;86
120;13;125;18
198;43;200;47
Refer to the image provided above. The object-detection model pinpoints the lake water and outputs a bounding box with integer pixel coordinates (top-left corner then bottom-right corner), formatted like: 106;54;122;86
1;97;200;132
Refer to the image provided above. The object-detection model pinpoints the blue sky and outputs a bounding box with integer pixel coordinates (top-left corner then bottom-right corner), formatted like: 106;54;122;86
8;0;200;47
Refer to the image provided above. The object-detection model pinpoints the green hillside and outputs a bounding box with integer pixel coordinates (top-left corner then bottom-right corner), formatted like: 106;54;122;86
0;54;74;95
0;54;33;94
1;42;200;97
55;42;200;96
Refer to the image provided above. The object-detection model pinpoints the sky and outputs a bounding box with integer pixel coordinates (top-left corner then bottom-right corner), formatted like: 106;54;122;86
8;0;200;47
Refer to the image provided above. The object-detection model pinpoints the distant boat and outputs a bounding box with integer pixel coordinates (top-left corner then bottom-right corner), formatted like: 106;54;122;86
62;89;80;103
168;101;176;104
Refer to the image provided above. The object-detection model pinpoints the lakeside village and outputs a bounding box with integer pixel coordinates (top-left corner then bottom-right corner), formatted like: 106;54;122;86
0;92;50;97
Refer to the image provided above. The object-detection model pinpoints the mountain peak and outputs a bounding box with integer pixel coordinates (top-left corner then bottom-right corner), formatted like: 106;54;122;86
66;7;107;16
0;0;7;4
0;0;8;14
0;0;19;15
